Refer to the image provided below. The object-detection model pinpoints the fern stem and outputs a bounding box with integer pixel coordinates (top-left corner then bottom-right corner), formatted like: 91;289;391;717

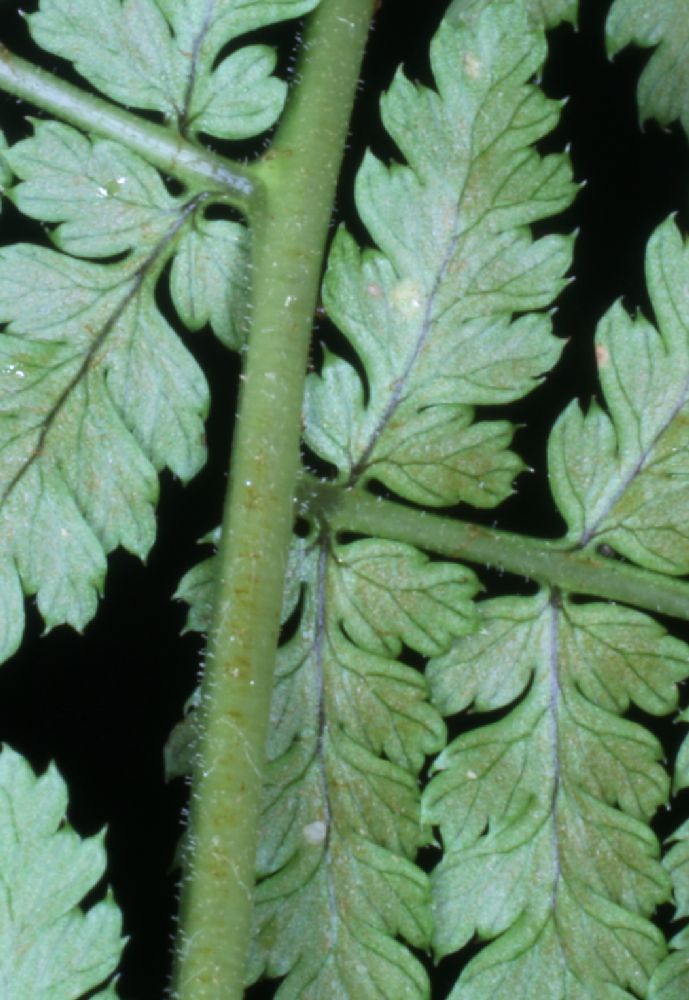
303;479;689;622
0;45;256;208
170;3;374;998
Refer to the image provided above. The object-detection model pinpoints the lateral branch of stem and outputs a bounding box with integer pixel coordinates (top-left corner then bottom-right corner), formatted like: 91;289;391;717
298;477;689;623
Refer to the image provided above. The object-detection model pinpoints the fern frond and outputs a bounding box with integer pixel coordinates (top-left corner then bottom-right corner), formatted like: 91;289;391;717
304;0;576;508
0;124;214;658
607;0;689;139
0;0;321;664
247;538;453;996
28;0;319;141
548;218;689;574
0;745;124;998
171;2;585;992
423;213;689;996
424;593;689;999
169;4;584;992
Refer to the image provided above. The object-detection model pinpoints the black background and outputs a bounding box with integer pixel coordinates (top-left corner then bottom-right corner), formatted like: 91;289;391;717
1;1;689;997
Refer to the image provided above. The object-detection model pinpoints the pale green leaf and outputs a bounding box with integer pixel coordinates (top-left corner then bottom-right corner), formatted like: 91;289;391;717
247;534;474;997
0;557;24;666
676;710;689;795
327;537;478;658
607;0;689;139
7;119;181;257
30;0;184;119
174;556;217;638
304;0;575;508
650;870;689;1000
7;119;251;341
249;822;432;999
185;44;286;141
165;687;203;784
29;0;319;141
424;593;689;998
164;710;200;784
156;0;319;76
0;745;124;998
664;817;689;921
0;119;250;652
0;122;233;646
548;218;689;574
0;246;205;623
170;218;250;349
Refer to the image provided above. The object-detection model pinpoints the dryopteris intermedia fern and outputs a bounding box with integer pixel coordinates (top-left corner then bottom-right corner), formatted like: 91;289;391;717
1;0;689;998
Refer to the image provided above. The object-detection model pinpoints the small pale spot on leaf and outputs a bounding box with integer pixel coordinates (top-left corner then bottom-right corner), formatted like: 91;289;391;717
303;820;327;845
595;343;609;366
391;278;423;315
464;53;482;79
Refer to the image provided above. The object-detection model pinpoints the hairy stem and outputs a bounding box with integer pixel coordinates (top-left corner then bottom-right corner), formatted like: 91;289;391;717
170;3;374;998
0;45;256;208
301;479;689;622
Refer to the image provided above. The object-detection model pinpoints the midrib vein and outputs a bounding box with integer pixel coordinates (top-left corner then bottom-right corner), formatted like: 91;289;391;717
348;50;535;486
180;0;217;132
348;212;465;483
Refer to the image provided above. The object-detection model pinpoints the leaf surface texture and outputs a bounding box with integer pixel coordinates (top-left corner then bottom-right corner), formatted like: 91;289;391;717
0;111;249;659
0;745;124;998
548;219;689;574
425;593;689;998
29;0;319;140
304;0;576;508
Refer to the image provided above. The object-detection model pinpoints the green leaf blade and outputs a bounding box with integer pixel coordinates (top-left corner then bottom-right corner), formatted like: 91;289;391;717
170;218;250;349
6;120;179;257
29;0;185;118
29;0;319;142
0;128;11;193
0;746;124;999
0;122;242;654
248;540;445;994
424;593;688;998
548;217;689;573
330;537;477;658
305;0;575;508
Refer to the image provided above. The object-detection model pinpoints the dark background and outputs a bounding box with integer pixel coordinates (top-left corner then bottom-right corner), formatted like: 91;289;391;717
1;1;689;996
